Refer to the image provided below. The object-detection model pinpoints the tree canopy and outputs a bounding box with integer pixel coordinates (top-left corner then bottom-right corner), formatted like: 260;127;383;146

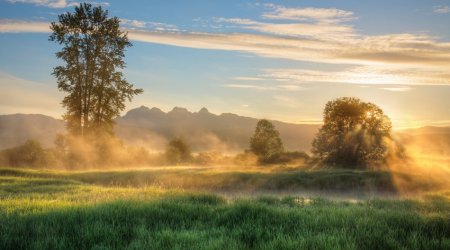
312;97;393;168
50;3;142;137
250;119;284;164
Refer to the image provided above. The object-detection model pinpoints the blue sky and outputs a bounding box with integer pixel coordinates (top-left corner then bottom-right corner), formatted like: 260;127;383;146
1;0;450;128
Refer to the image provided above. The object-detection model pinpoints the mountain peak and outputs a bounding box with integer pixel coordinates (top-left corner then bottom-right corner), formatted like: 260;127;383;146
198;107;209;114
169;107;191;115
125;106;150;116
137;105;150;111
149;107;164;114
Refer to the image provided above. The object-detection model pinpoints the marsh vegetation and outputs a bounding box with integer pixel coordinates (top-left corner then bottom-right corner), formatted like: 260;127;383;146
1;167;450;249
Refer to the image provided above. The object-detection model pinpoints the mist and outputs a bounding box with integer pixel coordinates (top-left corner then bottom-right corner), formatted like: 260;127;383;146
379;129;450;196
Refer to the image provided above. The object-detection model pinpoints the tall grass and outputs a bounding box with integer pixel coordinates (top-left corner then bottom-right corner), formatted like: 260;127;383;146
0;167;407;193
0;168;449;249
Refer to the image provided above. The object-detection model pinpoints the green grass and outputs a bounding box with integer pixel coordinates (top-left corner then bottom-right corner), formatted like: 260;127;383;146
0;167;449;249
0;166;423;193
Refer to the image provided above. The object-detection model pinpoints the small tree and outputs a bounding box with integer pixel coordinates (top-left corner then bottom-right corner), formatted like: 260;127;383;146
312;97;393;168
250;119;284;164
165;138;191;165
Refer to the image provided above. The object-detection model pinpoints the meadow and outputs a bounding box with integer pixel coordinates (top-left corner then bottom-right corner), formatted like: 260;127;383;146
0;166;449;249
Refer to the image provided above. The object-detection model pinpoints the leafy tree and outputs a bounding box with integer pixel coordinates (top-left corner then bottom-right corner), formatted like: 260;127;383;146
50;3;142;137
312;97;393;168
250;119;284;164
165;138;192;165
1;140;51;167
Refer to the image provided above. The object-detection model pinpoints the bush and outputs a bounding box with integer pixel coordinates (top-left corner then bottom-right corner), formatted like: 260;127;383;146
194;151;229;165
165;138;192;165
278;151;310;164
0;140;57;168
233;151;258;166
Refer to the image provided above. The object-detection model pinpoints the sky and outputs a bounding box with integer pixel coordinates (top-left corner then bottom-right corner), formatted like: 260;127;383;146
0;0;450;129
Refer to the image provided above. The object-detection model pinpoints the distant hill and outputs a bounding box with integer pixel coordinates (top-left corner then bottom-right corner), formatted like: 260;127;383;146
115;106;320;152
0;107;319;152
0;114;65;149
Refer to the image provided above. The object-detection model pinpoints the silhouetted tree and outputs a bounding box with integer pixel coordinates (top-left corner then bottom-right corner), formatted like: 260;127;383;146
50;3;142;137
165;138;192;165
250;119;284;164
312;97;393;168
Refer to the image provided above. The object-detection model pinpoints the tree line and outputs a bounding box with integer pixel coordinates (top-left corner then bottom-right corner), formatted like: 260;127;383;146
0;96;402;169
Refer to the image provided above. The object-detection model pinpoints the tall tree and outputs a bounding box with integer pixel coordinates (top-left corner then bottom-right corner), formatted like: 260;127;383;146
50;3;142;137
250;119;284;164
312;97;393;168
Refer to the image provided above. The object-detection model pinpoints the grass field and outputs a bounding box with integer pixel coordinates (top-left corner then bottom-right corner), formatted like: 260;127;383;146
1;166;449;249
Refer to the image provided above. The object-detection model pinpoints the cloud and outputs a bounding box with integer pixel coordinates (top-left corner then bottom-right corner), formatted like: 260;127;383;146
121;19;179;31
1;4;450;86
261;65;450;86
6;0;74;8
121;19;146;29
380;87;412;92
125;17;450;73
232;76;265;81
216;17;355;40
261;4;355;23
278;84;304;91
434;5;450;14
223;82;304;92
6;0;109;8
222;84;276;91
0;19;50;33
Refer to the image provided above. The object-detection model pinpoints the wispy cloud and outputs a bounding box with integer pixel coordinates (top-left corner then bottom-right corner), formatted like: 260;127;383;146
433;5;450;14
126;30;450;71
261;4;355;23
262;66;450;86
0;18;178;33
223;83;304;92
232;76;265;81
121;19;179;31
121;19;146;29
215;17;355;40
6;0;109;9
0;19;49;33
380;87;412;92
1;4;450;86
278;84;304;91
222;84;276;91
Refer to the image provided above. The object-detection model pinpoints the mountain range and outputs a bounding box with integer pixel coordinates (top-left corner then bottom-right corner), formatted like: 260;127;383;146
0;106;320;152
